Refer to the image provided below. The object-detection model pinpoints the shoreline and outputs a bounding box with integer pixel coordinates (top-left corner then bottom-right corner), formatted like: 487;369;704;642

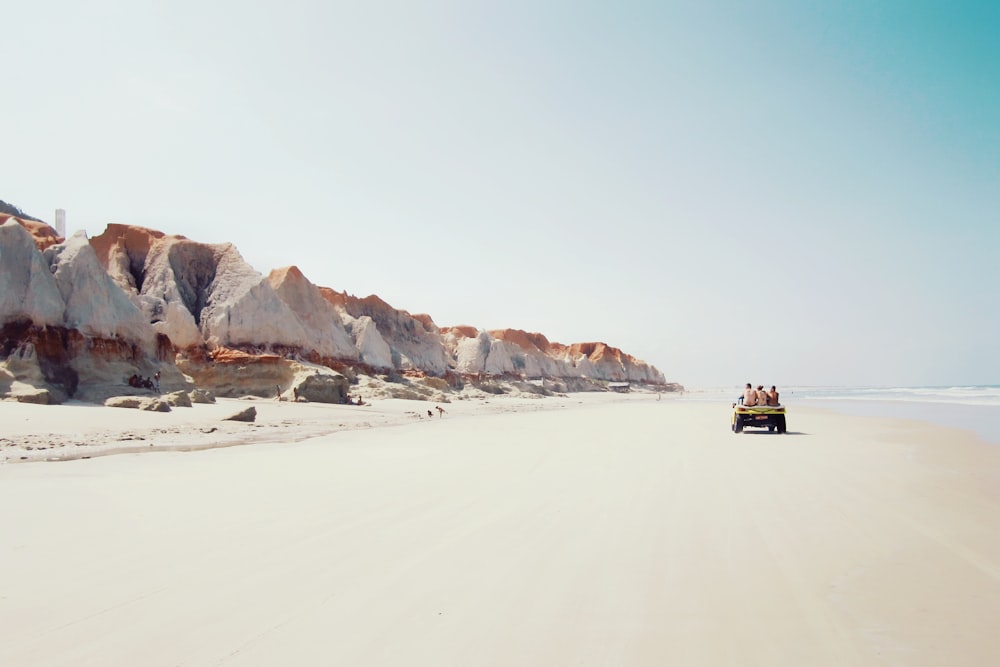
680;388;1000;446
793;399;1000;446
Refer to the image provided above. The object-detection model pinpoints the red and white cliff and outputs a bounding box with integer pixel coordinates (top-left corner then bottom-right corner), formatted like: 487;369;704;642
1;214;673;402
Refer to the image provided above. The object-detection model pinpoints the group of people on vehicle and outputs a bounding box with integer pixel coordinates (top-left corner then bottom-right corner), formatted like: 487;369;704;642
739;383;779;407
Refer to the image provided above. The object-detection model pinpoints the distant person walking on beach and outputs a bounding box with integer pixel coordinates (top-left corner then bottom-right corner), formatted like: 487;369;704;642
768;386;780;406
742;383;757;406
436;405;446;418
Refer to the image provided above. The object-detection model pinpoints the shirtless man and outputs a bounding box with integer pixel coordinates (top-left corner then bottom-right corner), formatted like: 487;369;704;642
768;386;780;406
756;385;768;405
742;383;757;406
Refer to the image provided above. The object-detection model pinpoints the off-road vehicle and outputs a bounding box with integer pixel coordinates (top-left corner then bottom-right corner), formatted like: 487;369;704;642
731;403;787;433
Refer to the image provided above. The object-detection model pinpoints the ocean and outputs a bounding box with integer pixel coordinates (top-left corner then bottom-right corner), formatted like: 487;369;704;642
682;385;1000;445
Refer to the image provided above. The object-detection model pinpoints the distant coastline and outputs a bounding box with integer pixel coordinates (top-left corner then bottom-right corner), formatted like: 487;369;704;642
683;385;1000;445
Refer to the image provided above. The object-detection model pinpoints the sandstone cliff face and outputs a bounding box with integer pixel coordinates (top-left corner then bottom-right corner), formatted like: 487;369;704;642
331;292;450;374
2;215;673;402
556;342;666;384
0;222;180;403
91;226;340;359
440;325;665;384
342;315;394;369
0;221;65;327
198;243;305;349
487;329;564;378
447;329;492;375
1;213;63;251
268;266;357;361
93;225;204;348
44;232;156;350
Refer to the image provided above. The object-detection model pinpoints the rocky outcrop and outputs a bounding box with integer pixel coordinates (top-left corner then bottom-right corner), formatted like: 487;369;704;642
45;232;156;350
0;221;65;327
292;372;350;404
178;348;291;399
90;225;202;349
557;342;666;384
91;226;368;366
486;329;565;378
0;222;182;403
343;315;394;369
105;396;146;409
106;395;172;412
268;266;357;361
199;243;309;350
441;325;666;384
329;292;449;374
1;210;675;402
224;406;256;422
190;388;216;404
0;212;62;251
164;390;193;408
89;223;670;388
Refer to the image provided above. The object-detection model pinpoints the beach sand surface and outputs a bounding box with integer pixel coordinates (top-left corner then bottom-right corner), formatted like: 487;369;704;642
2;396;1000;666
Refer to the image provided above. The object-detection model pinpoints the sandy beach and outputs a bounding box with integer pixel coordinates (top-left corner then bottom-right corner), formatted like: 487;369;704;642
2;394;1000;666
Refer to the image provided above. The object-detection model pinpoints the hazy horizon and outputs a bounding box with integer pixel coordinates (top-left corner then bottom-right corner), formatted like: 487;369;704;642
4;1;997;388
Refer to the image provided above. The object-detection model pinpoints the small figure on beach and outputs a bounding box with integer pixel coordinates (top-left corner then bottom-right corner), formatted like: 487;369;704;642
768;386;780;406
128;373;140;388
436;405;445;418
427;410;434;418
756;385;768;405
153;371;161;393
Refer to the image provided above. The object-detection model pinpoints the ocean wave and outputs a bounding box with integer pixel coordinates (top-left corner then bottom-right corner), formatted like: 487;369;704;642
792;385;1000;407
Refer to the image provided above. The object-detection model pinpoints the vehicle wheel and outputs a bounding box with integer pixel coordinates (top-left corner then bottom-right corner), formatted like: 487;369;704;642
776;415;787;434
734;415;744;433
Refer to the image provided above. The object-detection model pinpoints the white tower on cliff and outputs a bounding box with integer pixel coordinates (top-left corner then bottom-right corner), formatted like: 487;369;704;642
55;209;66;237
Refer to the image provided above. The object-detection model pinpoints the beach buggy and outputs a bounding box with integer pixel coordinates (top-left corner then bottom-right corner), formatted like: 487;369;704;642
731;403;787;433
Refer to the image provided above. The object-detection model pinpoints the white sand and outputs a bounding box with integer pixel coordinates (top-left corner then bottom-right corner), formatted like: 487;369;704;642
2;395;1000;666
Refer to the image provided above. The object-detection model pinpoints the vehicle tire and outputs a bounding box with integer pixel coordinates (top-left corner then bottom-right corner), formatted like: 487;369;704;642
776;415;787;434
734;415;744;433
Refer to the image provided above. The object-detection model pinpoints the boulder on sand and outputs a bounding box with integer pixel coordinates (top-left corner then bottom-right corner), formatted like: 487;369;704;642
165;390;192;408
293;372;349;404
106;396;145;409
13;388;52;404
224;406;256;422
140;398;171;412
189;389;216;404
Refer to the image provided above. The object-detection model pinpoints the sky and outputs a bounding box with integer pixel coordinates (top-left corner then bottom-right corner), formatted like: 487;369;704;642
3;1;998;388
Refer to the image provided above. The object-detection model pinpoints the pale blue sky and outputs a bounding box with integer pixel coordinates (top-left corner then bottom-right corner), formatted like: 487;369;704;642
4;1;998;387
